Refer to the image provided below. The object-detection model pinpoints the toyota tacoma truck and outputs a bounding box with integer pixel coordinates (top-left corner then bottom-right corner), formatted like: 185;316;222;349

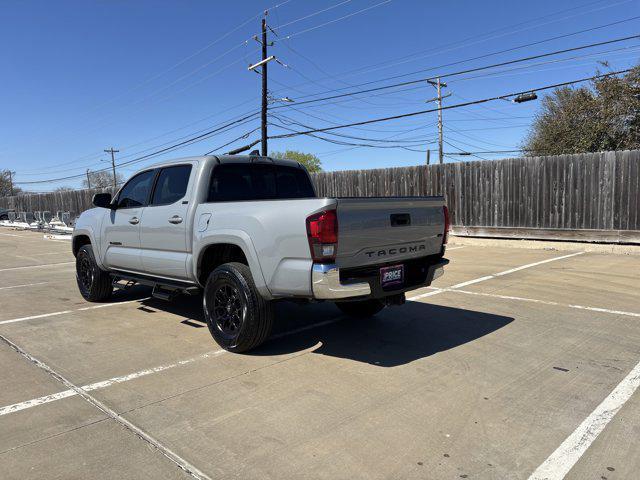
73;155;450;352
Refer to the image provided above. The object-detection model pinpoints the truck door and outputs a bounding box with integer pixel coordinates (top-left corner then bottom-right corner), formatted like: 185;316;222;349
103;169;156;272
139;164;193;280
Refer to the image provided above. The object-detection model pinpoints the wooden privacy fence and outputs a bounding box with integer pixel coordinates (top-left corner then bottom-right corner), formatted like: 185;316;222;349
310;149;639;243
0;186;117;217
2;150;639;243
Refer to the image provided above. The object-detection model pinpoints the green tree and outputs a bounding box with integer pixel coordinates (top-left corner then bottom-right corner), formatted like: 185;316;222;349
270;150;322;173
523;65;640;156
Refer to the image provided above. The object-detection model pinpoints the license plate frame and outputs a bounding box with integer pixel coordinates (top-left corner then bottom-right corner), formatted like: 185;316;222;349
380;264;404;289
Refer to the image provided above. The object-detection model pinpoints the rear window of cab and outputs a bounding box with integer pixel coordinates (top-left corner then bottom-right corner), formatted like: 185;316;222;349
208;163;316;202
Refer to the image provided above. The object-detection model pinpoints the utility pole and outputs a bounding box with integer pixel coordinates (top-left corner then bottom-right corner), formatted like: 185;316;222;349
426;149;430;165
427;78;448;164
248;13;282;157
8;171;14;196
86;169;92;189
261;15;268;156
104;147;119;188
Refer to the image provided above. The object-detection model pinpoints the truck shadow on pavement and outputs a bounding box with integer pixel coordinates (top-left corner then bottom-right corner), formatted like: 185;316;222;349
141;294;513;368
256;300;513;367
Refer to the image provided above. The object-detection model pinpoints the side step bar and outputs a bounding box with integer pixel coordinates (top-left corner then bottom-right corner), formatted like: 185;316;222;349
111;271;201;301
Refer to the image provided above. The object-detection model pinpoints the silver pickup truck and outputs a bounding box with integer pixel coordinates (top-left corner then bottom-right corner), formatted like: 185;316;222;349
73;155;449;352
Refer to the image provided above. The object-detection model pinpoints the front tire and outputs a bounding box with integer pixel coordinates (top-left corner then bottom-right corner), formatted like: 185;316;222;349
76;244;113;302
336;299;385;318
203;262;274;353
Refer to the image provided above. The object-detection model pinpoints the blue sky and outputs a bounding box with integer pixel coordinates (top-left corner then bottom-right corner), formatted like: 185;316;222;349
2;0;638;191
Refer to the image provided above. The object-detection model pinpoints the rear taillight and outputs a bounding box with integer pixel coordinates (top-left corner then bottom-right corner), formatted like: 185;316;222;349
443;205;450;244
306;210;338;263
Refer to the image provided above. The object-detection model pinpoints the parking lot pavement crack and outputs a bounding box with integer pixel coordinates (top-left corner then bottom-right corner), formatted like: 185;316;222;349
0;417;109;456
118;349;315;417
0;332;213;480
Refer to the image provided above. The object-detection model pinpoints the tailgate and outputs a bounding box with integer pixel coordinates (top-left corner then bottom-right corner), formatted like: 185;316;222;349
335;197;445;268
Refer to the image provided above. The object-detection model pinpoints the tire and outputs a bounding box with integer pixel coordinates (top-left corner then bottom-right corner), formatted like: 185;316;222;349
336;299;385;318
76;244;113;302
203;262;274;353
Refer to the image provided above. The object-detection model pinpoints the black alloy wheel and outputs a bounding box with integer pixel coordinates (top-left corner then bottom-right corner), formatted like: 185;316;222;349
203;262;274;353
211;282;246;338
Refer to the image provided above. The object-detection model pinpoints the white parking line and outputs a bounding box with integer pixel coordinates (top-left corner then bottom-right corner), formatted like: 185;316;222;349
528;360;640;480
408;252;585;301
494;252;584;276
0;298;150;325
444;289;640;318
18;252;70;257
0;349;225;416
0;261;75;272
0;282;49;291
0;333;212;480
445;246;466;251
0;315;347;418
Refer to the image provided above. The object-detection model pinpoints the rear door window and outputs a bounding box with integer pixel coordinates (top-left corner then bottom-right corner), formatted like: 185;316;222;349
116;170;155;209
151;165;192;205
208;163;315;202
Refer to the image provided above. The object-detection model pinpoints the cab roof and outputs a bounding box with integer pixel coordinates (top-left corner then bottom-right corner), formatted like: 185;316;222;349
142;155;303;171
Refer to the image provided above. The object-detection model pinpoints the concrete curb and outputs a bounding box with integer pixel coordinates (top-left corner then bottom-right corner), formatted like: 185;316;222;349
450;235;640;255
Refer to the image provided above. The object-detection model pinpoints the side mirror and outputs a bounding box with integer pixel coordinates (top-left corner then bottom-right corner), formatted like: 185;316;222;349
93;193;114;209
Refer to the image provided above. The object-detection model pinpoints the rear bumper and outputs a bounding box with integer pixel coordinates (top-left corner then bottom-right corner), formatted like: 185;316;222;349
312;256;448;300
312;264;372;299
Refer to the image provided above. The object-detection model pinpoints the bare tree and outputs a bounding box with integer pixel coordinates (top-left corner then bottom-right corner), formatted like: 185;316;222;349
83;170;123;189
0;170;22;197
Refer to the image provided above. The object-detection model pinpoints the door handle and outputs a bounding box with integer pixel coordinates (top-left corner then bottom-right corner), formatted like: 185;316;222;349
129;217;139;225
168;215;183;224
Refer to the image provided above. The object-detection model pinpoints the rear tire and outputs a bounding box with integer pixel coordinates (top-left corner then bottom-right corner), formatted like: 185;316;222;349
76;244;113;302
336;299;385;318
203;262;274;353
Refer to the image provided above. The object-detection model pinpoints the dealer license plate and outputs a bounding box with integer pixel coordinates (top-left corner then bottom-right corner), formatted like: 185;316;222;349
380;264;404;289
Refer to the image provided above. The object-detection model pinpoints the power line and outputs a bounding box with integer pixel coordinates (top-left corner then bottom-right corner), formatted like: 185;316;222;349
268;69;632;140
270;13;639;101
269;34;639;110
16;109;261;177
270;0;354;33
204;126;262;154
15;112;260;185
444;150;533;155
269;114;436;144
445;44;640;84
269;122;436;150
273;0;393;42
277;0;627;89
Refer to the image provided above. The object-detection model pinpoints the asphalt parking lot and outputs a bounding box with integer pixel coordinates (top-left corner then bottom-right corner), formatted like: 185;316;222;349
1;230;639;480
